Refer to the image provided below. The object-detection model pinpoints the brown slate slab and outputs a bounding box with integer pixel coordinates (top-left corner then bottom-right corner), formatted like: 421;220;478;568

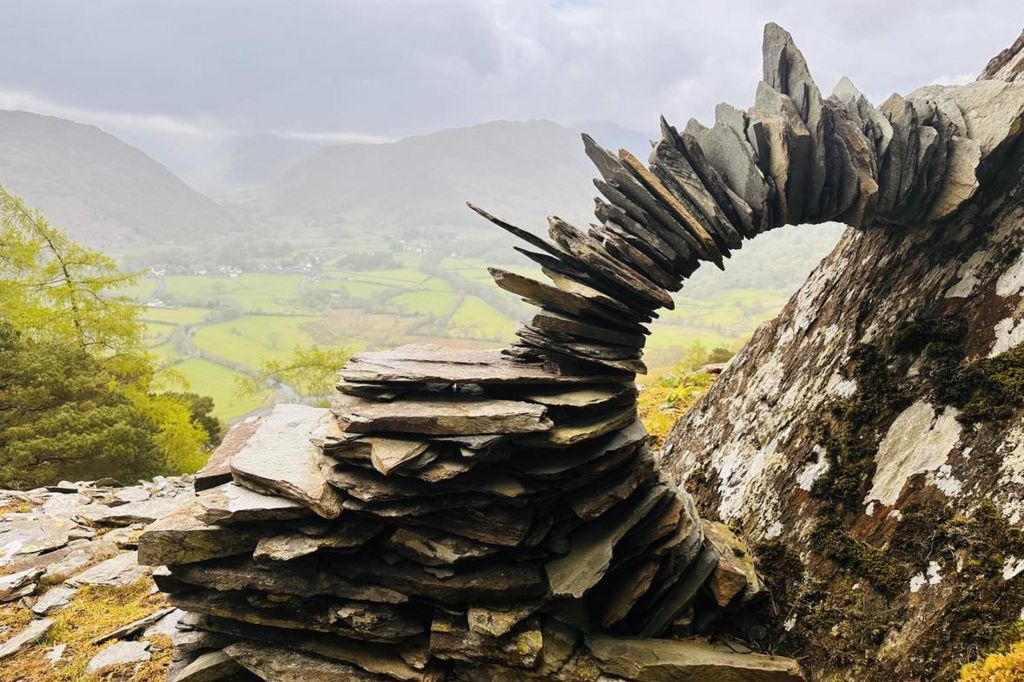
333;393;551;436
545;484;666;599
194;416;262;492
341;345;625;386
229;404;343;519
196;482;311;525
586;635;805;681
137;504;261;566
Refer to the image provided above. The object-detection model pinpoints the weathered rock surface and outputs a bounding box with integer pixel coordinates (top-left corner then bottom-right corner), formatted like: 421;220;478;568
86;640;151;673
586;635;805;681
230;404;343;518
0;617;53;660
658;24;1024;682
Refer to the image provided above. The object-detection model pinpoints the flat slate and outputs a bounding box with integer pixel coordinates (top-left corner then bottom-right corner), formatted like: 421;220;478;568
586;635;805;681
546;484;666;599
87;640;151;673
196;482;311;525
194;416;262;492
0;617;53;660
137;504;261;566
0;566;42;602
226;641;392;681
31;584;76;616
252;518;381;561
342;345;622;385
185;614;441;681
169;650;242;682
385;527;501;566
68;550;150;587
230;404;343;518
333;393;551;436
519;406;638;448
166;555;408;604
429;612;543;669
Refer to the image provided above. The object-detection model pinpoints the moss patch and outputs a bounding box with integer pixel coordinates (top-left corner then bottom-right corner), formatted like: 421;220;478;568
0;579;171;682
753;315;1024;680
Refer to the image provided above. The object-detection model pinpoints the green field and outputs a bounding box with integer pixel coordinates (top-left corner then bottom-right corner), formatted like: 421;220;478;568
132;229;836;424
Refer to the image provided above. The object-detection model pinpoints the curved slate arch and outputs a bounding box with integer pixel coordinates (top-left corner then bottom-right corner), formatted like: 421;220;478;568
474;23;1003;379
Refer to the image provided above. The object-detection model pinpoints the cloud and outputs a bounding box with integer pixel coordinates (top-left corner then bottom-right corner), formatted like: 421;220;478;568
0;0;1019;168
271;130;395;145
0;88;226;138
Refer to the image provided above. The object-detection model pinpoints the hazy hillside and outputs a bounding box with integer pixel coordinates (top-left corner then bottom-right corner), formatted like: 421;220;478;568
0;110;233;249
239;120;601;234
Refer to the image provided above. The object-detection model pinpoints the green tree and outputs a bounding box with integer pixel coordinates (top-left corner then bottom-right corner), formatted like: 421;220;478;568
0;187;217;486
241;345;352;400
0;322;163;486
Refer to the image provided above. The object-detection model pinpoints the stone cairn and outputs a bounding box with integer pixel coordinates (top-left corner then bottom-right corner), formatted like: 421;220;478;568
139;23;995;682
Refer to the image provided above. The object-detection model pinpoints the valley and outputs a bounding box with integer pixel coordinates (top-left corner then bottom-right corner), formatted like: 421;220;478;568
129;224;838;422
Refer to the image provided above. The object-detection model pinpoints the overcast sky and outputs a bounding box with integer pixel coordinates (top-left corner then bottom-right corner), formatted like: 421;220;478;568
2;0;1021;187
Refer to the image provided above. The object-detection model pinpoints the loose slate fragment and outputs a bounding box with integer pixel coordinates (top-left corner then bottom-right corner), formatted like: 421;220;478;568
137;504;261;566
0;618;53;660
226;641;392;681
334;392;551;436
702;520;764;607
430;612;543;669
194;416;262;492
342;345;622;385
169;650;242;682
586;635;805;681
166;555;408;604
196;482;311;525
230;404;343;519
385;527;501;566
546;484;666;598
0;567;42;602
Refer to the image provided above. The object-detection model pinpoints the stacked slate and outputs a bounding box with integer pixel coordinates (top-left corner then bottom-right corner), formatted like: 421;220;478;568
132;19;1012;680
141;351;800;680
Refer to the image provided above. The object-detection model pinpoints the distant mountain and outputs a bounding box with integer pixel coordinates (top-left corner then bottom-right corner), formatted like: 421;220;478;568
0;110;233;249
237;120;604;235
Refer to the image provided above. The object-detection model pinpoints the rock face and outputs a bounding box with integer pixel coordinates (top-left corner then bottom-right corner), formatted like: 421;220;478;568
660;26;1024;682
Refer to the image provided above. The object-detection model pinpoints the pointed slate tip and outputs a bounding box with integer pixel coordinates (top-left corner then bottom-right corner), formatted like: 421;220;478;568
832;75;862;99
